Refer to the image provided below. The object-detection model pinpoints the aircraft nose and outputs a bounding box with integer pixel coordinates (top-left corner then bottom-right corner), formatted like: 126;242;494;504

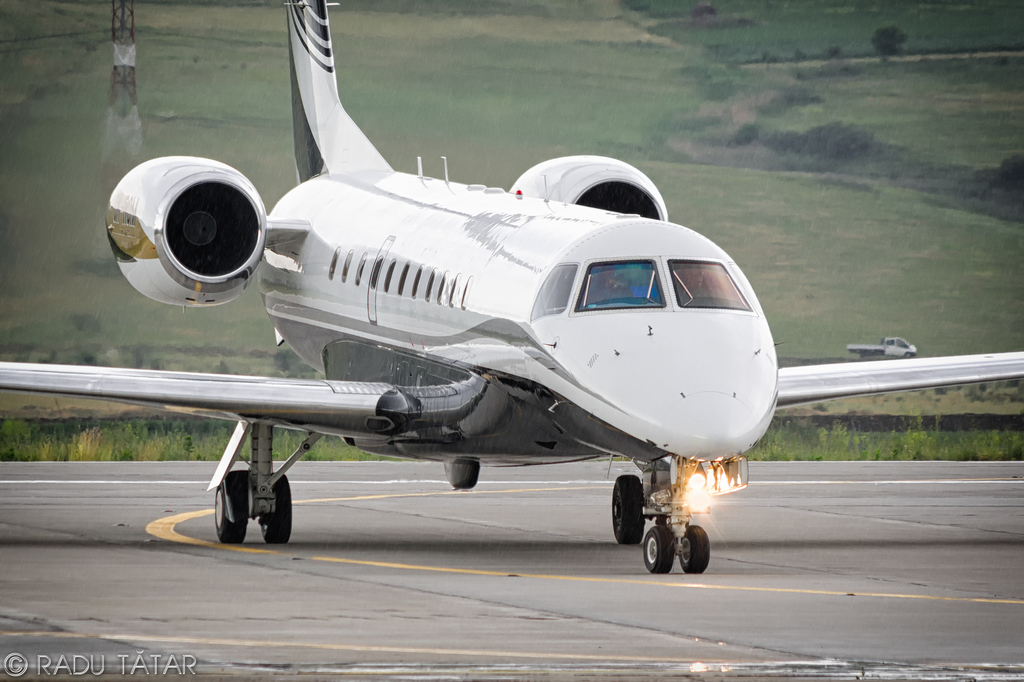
659;390;758;456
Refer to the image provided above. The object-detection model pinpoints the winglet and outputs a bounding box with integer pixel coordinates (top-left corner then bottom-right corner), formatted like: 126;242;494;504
286;0;391;181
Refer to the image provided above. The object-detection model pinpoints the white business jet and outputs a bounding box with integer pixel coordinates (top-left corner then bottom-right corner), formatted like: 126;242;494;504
2;1;1023;573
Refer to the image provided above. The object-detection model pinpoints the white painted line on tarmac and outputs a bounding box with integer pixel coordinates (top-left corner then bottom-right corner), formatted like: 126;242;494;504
755;479;1024;485
0;479;609;485
2;478;1021;486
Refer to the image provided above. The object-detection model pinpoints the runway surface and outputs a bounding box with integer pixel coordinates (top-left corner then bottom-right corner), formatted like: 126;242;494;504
1;460;1022;679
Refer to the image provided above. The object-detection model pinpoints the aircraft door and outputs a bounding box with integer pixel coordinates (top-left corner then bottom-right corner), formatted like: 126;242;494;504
367;236;395;325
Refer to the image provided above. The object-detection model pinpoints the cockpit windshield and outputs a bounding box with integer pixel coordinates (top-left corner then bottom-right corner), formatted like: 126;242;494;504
576;261;664;311
532;264;578;320
668;260;751;311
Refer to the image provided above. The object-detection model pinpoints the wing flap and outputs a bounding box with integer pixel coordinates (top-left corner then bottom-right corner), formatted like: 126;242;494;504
777;352;1024;409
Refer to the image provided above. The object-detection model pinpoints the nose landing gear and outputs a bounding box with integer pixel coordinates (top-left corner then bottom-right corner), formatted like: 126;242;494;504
678;524;710;573
614;454;726;574
641;520;710;574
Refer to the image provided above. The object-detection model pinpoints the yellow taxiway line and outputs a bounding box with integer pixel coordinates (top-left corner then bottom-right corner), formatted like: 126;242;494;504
0;630;728;664
146;487;1024;607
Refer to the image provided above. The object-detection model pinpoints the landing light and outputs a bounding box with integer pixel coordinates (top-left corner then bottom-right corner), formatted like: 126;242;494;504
684;456;748;497
687;471;706;491
688;488;711;514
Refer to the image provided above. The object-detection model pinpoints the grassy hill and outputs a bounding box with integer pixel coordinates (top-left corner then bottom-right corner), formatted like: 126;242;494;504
0;0;1021;383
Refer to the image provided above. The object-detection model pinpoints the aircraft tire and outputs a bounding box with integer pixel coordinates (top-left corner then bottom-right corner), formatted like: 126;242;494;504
612;475;645;545
215;470;248;544
643;525;675;574
260;475;292;544
679;524;710;574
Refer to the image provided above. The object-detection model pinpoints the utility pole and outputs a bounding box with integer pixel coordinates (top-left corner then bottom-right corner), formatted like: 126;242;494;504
103;0;142;168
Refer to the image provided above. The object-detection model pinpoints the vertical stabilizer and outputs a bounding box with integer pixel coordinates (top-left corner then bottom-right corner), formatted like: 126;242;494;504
287;0;391;181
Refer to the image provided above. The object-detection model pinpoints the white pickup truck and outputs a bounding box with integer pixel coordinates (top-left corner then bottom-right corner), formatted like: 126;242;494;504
847;337;917;358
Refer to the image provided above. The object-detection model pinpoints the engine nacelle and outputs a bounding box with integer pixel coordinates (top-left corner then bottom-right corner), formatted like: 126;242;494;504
106;156;266;307
510;155;668;221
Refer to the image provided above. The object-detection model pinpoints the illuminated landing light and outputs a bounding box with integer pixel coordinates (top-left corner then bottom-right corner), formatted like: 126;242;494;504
687;471;706;491
705;457;749;496
690;662;708;673
688;488;711;514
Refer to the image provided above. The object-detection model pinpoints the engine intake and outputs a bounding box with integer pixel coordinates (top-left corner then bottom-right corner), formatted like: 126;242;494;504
107;157;266;307
164;182;260;278
511;156;668;222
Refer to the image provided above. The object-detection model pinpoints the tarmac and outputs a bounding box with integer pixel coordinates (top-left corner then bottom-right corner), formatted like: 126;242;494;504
0;460;1022;680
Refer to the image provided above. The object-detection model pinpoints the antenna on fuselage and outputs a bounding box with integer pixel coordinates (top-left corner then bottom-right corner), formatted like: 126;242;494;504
441;156;449;185
417;156;423;179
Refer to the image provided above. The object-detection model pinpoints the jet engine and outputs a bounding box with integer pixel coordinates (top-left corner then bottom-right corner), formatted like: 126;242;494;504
106;156;266;307
510;155;668;221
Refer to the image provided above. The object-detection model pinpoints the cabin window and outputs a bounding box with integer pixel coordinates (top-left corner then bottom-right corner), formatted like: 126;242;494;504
397;262;411;295
411;266;423;298
449;273;463;308
531;264;578;320
667;260;751;311
328;247;341;280
576;261;664;312
354;253;368;286
424;268;437;300
461;276;473;310
369;256;385;290
436;271;448;304
341;250;354;283
383;259;397;292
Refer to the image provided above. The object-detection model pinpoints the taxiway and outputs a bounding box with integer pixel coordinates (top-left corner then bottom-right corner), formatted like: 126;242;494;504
0;460;1022;679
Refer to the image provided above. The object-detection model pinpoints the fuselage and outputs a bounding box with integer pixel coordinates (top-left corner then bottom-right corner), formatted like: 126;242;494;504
260;170;779;464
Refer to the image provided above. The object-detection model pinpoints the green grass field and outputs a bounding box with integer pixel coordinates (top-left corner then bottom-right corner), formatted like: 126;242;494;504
0;0;1022;427
630;0;1024;63
3;414;1020;462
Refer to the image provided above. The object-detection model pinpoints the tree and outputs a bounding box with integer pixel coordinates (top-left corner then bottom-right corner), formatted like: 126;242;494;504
990;155;1024;192
872;25;907;57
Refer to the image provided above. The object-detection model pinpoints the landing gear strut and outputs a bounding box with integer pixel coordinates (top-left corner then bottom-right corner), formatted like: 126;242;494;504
211;422;321;544
612;457;709;573
627;454;747;574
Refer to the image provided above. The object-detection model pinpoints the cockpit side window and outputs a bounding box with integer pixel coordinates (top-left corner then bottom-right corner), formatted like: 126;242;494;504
576;261;664;312
668;260;751;311
532;264;578;320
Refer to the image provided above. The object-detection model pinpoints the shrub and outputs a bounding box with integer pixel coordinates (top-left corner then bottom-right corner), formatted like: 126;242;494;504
872;25;907;57
732;123;760;146
990;155;1024;192
691;2;716;20
765;123;875;162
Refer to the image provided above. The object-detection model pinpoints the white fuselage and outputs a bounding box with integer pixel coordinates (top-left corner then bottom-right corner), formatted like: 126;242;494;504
260;170;779;463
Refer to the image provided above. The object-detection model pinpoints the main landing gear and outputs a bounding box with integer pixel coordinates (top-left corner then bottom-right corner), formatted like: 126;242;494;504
613;454;725;574
213;422;320;544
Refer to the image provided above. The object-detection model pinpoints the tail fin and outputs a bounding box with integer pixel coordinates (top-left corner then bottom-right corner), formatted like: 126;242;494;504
287;0;391;181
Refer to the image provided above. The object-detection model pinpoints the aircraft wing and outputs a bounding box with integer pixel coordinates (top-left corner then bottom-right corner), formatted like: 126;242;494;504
776;352;1024;409
0;361;442;438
